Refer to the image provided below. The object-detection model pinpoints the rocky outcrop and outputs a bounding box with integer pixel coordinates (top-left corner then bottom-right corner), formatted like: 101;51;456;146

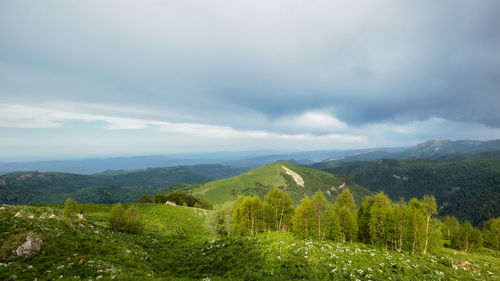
13;235;43;257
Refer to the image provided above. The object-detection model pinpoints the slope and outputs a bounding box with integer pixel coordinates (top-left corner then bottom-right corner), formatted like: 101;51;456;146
0;165;245;204
324;158;500;225
191;161;372;205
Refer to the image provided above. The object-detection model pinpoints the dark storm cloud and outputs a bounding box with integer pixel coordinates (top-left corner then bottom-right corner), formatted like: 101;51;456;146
1;0;499;133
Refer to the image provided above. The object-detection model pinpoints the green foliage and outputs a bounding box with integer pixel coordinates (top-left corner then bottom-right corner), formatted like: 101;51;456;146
205;202;233;238
138;194;152;203
109;203;143;234
326;158;500;225
152;191;212;209
262;187;294;232
370;192;390;248
63;197;80;219
0;164;242;205
191;161;372;206
452;221;483;252
292;196;314;239
357;196;374;244
2;203;500;280
334;188;358;242
483;217;500;250
232;196;264;236
443;216;460;241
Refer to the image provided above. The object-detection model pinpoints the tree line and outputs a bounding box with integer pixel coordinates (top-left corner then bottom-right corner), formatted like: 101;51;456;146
206;187;500;254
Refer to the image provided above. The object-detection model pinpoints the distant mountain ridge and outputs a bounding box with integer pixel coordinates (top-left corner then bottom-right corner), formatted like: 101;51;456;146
311;139;500;169
0;164;245;204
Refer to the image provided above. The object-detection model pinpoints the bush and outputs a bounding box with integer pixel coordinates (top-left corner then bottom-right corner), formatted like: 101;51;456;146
109;203;143;234
63;197;80;219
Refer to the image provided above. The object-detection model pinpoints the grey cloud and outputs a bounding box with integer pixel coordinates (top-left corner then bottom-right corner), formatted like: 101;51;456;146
1;0;499;135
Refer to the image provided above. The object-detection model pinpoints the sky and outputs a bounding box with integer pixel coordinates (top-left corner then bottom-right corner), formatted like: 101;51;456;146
1;0;500;161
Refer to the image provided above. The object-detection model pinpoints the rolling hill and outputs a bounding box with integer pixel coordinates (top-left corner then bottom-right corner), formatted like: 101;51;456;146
0;165;246;204
189;161;372;205
323;158;500;226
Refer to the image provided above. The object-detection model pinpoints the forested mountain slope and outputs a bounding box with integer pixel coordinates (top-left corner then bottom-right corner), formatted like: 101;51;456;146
0;165;245;204
324;158;500;225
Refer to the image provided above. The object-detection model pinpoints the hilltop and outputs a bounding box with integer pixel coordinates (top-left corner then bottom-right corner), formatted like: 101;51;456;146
189;161;372;205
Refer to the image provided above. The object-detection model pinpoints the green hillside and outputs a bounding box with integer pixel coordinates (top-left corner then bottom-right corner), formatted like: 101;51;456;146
325;158;500;225
191;161;372;205
0;165;245;204
2;203;499;280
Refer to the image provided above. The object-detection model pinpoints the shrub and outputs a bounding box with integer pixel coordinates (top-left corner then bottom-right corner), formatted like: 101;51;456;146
63;197;80;219
109;203;143;234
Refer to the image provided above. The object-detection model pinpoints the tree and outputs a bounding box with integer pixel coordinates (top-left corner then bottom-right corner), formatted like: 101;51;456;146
405;198;425;254
263;187;294;232
442;216;459;241
334;189;357;242
292;196;314;239
311;192;329;240
357;196;374;244
139;194;152;203
206;202;233;238
370;192;390;248
386;200;406;252
483;218;500;251
63;197;80;219
453;221;482;252
232;196;263;236
422;195;437;254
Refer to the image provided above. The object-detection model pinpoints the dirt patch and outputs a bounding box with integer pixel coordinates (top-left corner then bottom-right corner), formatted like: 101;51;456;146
282;166;304;187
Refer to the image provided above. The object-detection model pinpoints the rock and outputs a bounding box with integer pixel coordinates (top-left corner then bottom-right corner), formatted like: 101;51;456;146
27;215;34;219
165;201;176;206
0;207;5;210
49;214;57;218
77;213;84;220
14;212;23;217
13;235;43;257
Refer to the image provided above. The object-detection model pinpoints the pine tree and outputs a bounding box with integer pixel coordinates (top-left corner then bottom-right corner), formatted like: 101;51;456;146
357;196;374;244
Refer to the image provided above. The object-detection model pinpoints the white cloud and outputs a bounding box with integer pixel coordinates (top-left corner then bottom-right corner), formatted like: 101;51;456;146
275;110;347;133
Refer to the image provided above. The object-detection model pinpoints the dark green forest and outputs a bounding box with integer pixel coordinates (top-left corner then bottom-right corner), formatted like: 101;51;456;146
323;158;500;226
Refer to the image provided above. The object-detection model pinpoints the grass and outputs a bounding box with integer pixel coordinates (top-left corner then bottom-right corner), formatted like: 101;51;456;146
1;203;499;280
192;161;372;205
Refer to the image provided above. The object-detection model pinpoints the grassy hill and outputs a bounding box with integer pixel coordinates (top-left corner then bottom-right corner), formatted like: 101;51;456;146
190;161;372;205
324;158;500;225
0;165;246;204
1;203;499;280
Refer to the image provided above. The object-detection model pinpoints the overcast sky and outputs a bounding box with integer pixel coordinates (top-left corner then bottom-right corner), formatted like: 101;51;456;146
1;0;500;160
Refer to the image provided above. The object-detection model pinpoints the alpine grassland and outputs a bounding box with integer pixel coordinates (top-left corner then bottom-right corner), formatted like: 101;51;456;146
1;201;500;280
